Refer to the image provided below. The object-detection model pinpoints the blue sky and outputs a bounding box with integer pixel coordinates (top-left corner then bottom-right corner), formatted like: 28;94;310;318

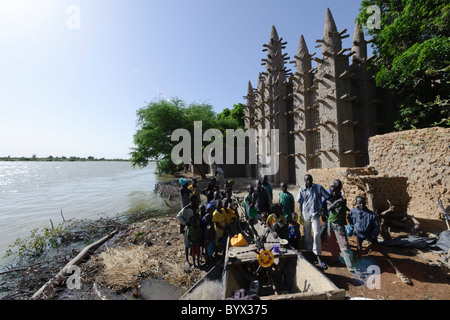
0;0;368;160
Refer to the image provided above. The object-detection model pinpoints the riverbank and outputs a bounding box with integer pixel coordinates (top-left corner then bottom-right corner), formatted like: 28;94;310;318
1;176;449;300
0;156;129;162
0;205;191;300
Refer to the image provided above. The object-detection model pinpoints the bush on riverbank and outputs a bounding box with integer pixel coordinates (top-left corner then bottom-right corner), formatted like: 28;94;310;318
0;207;177;300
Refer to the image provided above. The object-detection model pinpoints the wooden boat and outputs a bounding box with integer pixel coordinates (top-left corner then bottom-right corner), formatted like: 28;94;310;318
182;218;346;300
223;219;346;300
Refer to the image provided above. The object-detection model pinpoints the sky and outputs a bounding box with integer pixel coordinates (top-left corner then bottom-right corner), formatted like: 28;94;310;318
0;0;370;160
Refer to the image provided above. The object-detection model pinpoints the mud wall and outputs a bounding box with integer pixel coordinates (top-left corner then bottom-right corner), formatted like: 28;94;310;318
308;167;409;214
368;127;450;219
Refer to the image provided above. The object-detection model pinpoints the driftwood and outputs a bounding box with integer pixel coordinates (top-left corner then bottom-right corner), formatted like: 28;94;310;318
379;199;395;217
364;183;374;212
0;267;29;276
438;200;450;230
378;200;420;239
384;253;412;285
31;230;119;300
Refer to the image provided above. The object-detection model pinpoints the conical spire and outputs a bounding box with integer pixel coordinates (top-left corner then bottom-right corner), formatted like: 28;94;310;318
297;35;309;59
265;25;285;74
323;8;342;53
324;8;338;34
352;21;367;61
247;81;254;96
257;72;265;91
295;35;312;74
270;25;279;42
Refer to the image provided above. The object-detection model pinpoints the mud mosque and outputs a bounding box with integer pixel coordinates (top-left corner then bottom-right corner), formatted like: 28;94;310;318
243;8;393;185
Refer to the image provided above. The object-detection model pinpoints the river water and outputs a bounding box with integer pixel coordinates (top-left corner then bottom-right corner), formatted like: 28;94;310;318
0;161;171;257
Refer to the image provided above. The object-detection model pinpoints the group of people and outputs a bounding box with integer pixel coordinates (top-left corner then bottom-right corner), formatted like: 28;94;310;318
177;175;239;269
177;172;381;273
242;174;380;272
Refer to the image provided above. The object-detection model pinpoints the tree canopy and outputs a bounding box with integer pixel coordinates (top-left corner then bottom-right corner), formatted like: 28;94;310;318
357;0;449;130
217;103;246;130
130;98;245;174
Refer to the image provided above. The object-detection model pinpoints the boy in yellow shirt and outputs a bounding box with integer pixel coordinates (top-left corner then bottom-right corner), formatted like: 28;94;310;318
212;200;226;254
188;178;201;204
266;204;288;239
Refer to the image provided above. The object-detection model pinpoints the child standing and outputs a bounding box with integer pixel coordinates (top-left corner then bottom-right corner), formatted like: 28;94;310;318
326;186;354;271
288;213;301;250
212;200;227;255
244;185;258;220
199;204;207;256
186;215;202;268
177;194;198;268
203;213;215;269
279;182;295;224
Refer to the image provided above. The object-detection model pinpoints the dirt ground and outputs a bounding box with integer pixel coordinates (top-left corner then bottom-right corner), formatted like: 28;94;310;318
322;234;449;300
46;176;450;300
229;177;450;300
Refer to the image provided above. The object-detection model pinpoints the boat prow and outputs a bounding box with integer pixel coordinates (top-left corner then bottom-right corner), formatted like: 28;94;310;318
223;219;345;300
182;218;345;300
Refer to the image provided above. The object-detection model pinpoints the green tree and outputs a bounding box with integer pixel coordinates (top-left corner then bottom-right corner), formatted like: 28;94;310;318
130;98;243;175
130;98;189;173
357;0;450;130
217;103;245;130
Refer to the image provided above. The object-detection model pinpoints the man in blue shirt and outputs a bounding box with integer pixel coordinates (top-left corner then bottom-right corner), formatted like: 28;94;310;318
296;174;330;269
348;196;380;257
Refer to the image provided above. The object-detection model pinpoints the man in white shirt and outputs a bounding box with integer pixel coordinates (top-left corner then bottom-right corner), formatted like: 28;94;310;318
297;174;330;269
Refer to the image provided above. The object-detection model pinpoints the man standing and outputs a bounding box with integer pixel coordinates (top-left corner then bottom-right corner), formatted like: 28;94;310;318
179;178;191;209
262;175;273;205
296;174;330;269
176;194;199;268
254;179;271;218
279;182;295;224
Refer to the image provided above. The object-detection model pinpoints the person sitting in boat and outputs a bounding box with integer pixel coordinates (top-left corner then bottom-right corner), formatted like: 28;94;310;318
266;204;289;240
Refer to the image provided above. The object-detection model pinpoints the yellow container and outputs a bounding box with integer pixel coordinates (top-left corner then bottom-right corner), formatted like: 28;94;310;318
230;233;248;247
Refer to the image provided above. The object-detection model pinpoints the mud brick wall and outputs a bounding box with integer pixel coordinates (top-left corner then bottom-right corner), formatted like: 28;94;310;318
308;167;408;214
368;127;450;220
